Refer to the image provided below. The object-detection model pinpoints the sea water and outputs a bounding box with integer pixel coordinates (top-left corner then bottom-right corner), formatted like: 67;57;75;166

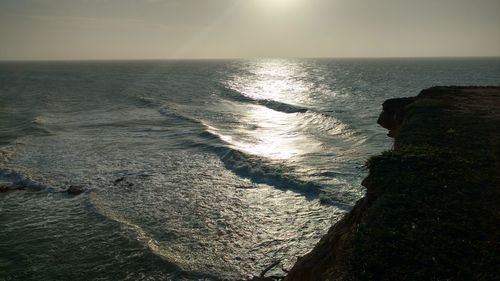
1;58;499;280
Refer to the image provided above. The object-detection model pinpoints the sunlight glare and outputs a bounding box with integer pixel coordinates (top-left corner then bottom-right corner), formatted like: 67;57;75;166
256;0;303;10
215;60;322;160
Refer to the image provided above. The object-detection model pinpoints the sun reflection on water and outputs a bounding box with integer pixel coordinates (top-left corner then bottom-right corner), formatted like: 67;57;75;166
209;105;313;159
216;60;322;160
228;59;311;104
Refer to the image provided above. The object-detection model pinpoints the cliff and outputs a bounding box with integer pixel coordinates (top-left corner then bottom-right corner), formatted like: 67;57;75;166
284;87;500;281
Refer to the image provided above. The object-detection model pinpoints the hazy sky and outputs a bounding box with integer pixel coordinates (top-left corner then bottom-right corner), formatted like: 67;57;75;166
1;0;499;60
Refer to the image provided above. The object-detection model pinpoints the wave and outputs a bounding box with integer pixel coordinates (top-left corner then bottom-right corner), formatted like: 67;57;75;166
297;111;356;138
219;86;309;114
134;96;207;127
0;115;52;146
217;86;359;137
255;99;308;114
135;95;352;203
0;169;53;191
193;130;323;198
89;192;226;281
137;92;354;141
158;107;205;127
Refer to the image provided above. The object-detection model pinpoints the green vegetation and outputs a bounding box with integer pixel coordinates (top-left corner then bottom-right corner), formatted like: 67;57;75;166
352;89;500;280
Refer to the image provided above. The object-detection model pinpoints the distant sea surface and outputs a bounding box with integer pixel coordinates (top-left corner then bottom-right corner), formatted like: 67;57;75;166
1;58;499;280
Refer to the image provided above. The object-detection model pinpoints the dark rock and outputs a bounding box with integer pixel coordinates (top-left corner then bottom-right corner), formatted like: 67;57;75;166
114;177;134;187
66;185;84;195
114;177;125;185
377;96;415;137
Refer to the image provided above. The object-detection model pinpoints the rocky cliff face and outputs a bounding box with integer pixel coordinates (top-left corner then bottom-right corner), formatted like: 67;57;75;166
377;97;415;138
285;87;500;281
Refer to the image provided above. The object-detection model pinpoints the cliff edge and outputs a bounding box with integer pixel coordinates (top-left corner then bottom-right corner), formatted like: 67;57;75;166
285;86;500;281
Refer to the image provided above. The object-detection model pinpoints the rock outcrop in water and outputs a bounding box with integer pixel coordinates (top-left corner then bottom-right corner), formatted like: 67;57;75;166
66;185;85;195
284;87;500;281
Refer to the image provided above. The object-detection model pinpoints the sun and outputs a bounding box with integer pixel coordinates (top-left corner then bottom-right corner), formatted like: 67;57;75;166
256;0;302;10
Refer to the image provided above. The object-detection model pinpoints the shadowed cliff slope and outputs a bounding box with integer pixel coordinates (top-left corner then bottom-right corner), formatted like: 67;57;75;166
285;86;500;281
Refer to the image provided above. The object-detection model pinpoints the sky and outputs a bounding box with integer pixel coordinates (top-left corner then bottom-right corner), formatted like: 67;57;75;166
0;0;499;60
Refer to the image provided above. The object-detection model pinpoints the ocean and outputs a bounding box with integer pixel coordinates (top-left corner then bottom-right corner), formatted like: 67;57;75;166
1;58;499;280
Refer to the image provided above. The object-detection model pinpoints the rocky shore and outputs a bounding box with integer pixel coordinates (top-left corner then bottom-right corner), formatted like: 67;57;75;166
283;87;500;281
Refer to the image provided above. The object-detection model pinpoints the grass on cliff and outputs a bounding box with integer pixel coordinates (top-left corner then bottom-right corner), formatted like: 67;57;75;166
350;94;500;281
354;146;498;280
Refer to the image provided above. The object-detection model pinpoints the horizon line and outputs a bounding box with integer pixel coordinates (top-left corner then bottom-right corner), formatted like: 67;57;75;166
1;55;499;63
